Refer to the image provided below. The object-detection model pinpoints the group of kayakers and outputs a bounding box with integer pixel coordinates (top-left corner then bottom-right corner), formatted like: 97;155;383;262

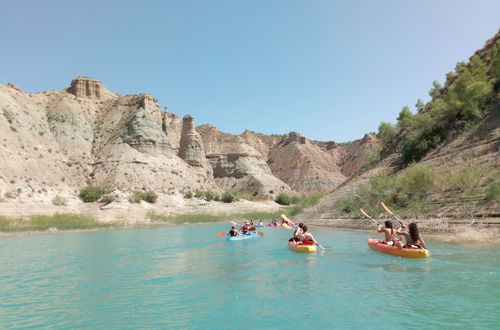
377;220;426;248
227;220;260;236
226;215;426;252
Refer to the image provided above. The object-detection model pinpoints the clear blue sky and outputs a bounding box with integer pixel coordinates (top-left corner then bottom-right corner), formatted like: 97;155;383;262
1;0;499;142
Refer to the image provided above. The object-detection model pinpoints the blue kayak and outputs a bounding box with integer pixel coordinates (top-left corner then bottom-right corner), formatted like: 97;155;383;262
226;232;259;241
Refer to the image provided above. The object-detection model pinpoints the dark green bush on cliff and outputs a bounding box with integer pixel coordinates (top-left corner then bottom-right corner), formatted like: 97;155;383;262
128;191;157;203
79;186;104;202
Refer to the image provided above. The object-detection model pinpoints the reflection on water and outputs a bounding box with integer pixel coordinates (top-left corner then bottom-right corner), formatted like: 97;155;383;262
0;225;498;329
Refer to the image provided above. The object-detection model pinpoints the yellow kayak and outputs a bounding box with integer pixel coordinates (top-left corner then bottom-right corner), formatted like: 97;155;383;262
288;241;317;253
368;238;430;258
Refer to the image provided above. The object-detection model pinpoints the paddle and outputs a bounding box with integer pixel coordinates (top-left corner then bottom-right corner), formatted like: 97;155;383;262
360;208;381;226
380;202;426;249
282;223;293;230
281;214;294;225
379;202;404;227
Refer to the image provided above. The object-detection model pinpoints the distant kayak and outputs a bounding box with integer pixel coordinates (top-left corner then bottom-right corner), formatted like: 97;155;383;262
226;232;259;241
368;238;429;258
288;241;317;253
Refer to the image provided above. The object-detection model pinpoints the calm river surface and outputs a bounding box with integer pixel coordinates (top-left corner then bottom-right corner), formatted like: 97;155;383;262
0;224;498;329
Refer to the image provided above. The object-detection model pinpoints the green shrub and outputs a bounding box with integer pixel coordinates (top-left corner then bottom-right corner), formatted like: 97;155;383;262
194;190;204;198
221;190;238;203
128;191;157;203
143;191;157;203
203;191;218;201
485;182;500;201
79;186;104;202
184;191;193;199
275;193;293;205
52;195;67;206
451;165;481;193
400;163;436;198
288;194;323;216
362;148;381;171
128;191;143;203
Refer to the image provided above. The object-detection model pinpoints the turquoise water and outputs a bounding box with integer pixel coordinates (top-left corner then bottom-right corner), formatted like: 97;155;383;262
0;225;499;329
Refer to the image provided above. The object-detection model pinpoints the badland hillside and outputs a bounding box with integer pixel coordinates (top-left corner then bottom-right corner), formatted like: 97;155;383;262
0;76;378;218
302;30;500;225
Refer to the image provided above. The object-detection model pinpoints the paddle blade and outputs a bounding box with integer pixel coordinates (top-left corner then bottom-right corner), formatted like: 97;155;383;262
230;221;238;225
216;232;226;236
281;214;292;223
360;208;372;219
249;227;256;231
258;232;264;236
282;223;293;230
380;202;394;216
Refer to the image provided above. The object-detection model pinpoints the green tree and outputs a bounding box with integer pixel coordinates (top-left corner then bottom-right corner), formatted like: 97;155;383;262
397;106;413;131
429;80;443;98
490;43;500;89
377;122;397;145
415;99;426;112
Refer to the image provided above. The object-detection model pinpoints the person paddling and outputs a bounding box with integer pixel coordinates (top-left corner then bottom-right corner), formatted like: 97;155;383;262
290;224;317;246
396;222;425;249
288;223;304;242
228;224;241;237
377;220;398;246
242;221;250;234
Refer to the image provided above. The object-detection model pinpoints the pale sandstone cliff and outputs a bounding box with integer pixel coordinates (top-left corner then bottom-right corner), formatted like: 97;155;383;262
197;125;292;197
0;76;381;207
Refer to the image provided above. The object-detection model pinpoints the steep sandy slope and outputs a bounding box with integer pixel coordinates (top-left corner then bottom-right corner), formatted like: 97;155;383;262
267;132;347;193
197;125;292;197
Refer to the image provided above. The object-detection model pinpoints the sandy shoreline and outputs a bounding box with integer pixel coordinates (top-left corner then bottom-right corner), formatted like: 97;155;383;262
1;197;499;243
1;213;499;244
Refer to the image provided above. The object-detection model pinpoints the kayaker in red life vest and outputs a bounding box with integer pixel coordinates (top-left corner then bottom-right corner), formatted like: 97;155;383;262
377;220;398;245
396;222;426;249
228;224;241;237
242;221;250;234
290;224;317;246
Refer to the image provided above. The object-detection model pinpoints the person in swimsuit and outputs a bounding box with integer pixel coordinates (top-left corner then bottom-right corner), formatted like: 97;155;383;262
377;220;397;245
288;223;304;242
396;222;425;248
228;224;241;237
290;224;317;246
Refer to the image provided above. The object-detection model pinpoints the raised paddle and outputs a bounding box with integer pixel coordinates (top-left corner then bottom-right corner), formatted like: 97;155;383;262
360;208;382;226
379;202;404;227
281;214;294;225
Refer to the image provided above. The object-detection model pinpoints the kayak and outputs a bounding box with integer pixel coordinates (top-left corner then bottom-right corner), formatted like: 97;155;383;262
288;241;317;253
226;232;259;241
368;238;430;258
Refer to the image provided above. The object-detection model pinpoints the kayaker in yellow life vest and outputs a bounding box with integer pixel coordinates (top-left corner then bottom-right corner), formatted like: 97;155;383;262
396;222;426;249
377;220;398;245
